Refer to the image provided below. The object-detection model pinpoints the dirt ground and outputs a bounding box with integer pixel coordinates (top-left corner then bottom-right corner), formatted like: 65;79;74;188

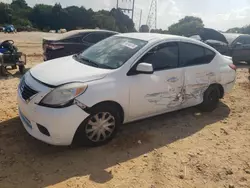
0;32;250;188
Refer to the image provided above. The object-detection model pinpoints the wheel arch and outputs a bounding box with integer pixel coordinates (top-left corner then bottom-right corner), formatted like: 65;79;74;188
85;100;125;123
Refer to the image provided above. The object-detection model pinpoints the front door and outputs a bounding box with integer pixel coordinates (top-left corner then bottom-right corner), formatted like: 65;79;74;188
128;42;185;120
231;35;250;63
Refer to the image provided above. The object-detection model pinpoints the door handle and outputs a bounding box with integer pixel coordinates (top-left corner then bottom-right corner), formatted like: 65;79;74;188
167;77;179;83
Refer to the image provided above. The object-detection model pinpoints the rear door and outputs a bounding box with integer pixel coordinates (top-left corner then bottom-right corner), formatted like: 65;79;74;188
231;35;250;62
178;42;217;107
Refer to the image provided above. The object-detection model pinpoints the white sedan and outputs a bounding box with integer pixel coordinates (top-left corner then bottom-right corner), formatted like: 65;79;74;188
17;33;236;146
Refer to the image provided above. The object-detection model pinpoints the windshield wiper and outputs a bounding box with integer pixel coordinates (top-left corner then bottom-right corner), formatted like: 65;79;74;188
74;54;114;69
74;55;99;68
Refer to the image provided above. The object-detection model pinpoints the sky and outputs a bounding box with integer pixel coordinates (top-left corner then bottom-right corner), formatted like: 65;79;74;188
3;0;250;31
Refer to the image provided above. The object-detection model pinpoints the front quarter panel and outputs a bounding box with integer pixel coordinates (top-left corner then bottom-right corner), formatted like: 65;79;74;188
76;75;130;120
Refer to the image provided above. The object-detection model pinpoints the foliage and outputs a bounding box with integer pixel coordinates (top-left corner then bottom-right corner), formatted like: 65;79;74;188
226;25;250;34
0;0;135;33
168;16;204;37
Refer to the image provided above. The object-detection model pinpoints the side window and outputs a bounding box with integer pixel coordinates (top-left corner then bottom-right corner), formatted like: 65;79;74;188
62;36;82;43
235;36;246;44
179;42;214;67
204;48;216;63
83;33;107;44
243;36;250;45
140;42;179;71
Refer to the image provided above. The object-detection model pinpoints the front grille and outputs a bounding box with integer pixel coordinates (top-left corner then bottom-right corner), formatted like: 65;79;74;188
19;78;38;101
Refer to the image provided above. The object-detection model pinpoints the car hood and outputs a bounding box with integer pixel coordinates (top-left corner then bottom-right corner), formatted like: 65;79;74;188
199;28;228;44
30;55;112;86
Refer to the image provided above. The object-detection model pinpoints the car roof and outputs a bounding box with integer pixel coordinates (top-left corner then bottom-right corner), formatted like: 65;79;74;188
222;33;250;44
46;29;118;41
68;29;118;34
116;32;187;42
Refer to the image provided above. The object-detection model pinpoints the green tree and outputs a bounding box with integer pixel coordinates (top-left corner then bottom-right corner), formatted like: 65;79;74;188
11;0;28;9
110;8;135;32
29;4;53;30
11;0;31;27
168;16;204;36
0;1;136;33
0;3;12;24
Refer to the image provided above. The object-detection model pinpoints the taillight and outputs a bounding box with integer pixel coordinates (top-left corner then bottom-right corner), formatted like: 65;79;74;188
46;44;64;50
229;64;237;71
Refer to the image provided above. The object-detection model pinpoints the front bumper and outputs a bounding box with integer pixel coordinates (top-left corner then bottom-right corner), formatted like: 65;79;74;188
17;89;89;146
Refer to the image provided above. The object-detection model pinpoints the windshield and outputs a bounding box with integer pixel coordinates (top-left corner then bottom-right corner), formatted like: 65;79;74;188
76;36;147;69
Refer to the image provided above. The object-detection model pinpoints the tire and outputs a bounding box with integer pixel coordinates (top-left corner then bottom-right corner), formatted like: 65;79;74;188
197;85;220;112
0;66;7;76
73;104;121;147
18;65;25;74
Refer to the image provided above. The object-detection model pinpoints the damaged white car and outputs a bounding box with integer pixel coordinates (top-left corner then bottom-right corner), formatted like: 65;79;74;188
17;33;236;146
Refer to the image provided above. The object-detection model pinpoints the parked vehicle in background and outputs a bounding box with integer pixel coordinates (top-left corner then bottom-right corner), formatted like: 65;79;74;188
43;29;118;61
18;33;236;146
191;28;250;66
3;25;16;33
0;40;26;75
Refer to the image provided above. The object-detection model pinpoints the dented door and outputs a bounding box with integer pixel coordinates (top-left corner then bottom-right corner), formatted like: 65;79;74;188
178;42;217;107
183;66;216;107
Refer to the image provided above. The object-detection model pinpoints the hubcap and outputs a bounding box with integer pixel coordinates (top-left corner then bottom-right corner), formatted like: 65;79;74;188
85;112;115;142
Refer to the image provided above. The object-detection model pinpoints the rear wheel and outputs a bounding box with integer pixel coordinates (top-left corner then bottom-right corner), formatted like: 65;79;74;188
197;85;220;112
73;104;121;147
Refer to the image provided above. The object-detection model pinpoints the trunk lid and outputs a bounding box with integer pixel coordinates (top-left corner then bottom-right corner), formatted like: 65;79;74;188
199;28;228;44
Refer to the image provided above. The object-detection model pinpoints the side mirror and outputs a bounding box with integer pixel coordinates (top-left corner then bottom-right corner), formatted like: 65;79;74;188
136;62;154;74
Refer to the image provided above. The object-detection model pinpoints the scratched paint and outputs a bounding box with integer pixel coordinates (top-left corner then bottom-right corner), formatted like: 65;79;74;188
145;71;215;108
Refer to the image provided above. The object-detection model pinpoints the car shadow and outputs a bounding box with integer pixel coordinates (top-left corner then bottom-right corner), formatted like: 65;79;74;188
0;102;230;187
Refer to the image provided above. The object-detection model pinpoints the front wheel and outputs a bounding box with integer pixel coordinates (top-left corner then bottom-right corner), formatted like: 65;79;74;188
73;105;121;147
197;85;220;112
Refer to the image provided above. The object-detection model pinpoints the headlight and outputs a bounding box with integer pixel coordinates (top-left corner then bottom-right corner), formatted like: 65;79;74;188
40;83;88;107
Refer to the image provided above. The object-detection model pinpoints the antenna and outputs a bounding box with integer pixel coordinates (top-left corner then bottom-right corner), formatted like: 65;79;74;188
146;0;157;31
116;0;135;21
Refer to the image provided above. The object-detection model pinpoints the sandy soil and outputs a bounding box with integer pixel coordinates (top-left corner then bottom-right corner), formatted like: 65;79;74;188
0;32;250;188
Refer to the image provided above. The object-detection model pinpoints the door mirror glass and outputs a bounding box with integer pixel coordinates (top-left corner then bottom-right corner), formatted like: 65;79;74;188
136;62;154;74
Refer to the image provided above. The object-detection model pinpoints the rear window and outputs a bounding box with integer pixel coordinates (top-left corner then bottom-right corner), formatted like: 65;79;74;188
179;42;215;67
83;33;109;44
